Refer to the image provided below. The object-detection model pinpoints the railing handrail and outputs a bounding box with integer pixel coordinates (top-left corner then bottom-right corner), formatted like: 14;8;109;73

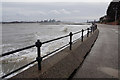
42;34;70;44
1;24;97;79
1;45;36;57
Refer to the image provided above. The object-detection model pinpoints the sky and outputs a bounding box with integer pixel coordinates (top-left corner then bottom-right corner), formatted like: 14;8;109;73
1;0;113;2
1;0;114;22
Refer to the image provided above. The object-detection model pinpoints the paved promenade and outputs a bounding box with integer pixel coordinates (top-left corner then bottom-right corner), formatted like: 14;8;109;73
73;24;118;78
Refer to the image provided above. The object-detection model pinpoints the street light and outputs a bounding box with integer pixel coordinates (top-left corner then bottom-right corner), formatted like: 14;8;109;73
113;7;118;24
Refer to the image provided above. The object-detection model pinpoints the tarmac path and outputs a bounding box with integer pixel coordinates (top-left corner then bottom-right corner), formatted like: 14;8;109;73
73;24;119;78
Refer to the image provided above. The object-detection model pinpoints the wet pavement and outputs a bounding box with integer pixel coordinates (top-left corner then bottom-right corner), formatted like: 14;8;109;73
73;24;118;78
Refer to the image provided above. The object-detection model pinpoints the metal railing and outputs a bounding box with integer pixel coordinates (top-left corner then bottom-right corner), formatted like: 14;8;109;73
0;24;97;79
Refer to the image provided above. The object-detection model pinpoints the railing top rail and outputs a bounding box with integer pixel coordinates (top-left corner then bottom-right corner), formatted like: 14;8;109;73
42;34;70;44
1;44;36;57
42;28;87;44
73;30;82;35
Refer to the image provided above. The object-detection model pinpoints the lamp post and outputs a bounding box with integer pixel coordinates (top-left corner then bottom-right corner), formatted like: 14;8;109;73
113;7;118;25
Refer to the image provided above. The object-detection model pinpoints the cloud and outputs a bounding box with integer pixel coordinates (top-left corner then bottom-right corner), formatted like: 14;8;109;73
48;9;71;15
49;10;61;14
59;9;70;14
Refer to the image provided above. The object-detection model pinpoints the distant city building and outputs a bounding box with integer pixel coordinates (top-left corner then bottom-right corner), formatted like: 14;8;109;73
40;19;61;23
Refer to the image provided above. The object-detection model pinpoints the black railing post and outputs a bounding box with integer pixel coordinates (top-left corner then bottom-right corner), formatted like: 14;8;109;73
81;29;84;42
87;28;89;37
35;39;42;70
69;32;73;50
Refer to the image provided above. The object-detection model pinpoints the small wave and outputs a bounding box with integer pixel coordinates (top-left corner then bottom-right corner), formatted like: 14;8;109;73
1;53;36;64
60;26;68;32
1;48;37;64
34;33;55;42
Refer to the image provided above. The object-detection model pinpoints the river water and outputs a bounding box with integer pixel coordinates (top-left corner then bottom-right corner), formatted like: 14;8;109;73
1;23;91;78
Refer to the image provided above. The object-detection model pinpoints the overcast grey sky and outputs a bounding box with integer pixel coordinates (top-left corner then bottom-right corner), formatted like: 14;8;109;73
2;2;110;22
2;0;113;2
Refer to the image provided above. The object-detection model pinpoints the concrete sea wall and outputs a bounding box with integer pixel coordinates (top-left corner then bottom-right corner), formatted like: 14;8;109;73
9;29;99;79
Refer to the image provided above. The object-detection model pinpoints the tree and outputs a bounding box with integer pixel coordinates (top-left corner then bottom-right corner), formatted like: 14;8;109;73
107;1;120;22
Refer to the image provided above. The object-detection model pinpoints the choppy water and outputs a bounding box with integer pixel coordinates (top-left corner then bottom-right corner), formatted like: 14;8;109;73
1;23;91;78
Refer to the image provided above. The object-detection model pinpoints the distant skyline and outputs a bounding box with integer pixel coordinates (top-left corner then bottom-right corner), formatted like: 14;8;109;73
2;2;110;22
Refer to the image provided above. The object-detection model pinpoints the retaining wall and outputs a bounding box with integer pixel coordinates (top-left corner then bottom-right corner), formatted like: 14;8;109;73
9;29;99;79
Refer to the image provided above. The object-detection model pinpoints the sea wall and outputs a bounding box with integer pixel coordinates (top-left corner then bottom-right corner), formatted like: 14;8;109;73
9;29;99;79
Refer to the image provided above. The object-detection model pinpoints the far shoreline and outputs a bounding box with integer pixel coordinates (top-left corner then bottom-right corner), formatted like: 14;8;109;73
1;22;91;25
